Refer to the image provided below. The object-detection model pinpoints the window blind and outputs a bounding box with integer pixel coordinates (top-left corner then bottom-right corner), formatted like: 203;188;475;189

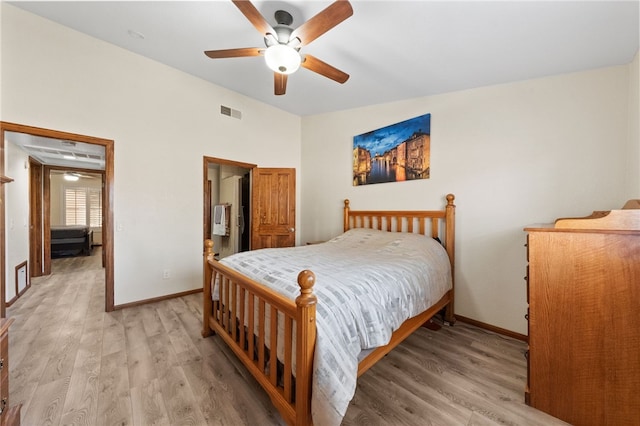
89;188;102;227
64;187;102;227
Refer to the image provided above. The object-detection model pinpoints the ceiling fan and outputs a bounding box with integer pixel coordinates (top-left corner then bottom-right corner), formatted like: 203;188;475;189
204;0;353;95
51;170;100;181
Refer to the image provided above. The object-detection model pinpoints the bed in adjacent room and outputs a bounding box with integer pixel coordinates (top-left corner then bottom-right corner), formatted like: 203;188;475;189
201;194;456;425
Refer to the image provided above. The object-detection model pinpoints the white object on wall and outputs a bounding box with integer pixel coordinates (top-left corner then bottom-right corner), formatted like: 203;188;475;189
16;262;27;294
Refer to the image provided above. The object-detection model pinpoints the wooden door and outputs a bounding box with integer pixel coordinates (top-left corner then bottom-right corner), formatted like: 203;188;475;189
251;168;295;249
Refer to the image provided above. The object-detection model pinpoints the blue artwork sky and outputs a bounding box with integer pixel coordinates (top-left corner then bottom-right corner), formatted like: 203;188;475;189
353;113;431;156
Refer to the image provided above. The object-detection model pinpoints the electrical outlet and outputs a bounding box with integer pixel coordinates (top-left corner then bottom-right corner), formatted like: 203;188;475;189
162;269;170;279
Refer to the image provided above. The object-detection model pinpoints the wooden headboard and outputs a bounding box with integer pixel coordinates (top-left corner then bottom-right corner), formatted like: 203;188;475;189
342;193;456;269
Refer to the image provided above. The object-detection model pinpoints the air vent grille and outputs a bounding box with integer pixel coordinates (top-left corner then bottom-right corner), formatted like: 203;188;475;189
220;105;242;120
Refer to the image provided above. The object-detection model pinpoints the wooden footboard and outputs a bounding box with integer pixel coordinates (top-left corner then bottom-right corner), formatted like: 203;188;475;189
202;194;456;426
202;240;316;426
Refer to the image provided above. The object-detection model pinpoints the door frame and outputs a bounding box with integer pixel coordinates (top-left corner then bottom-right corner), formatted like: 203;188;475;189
202;156;256;245
0;121;115;313
29;157;44;278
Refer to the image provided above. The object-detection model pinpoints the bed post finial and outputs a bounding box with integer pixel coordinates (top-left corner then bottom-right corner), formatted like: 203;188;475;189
204;239;214;257
446;193;455;205
296;270;317;303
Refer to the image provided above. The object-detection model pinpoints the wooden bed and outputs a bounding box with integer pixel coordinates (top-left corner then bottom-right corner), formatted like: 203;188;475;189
201;194;456;425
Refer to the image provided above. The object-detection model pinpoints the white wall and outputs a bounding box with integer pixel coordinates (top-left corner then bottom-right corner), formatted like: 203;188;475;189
627;51;640;197
301;64;633;335
0;3;3;121
1;4;302;305
4;141;29;302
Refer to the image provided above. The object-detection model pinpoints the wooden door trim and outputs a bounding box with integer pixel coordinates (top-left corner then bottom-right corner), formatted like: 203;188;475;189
0;121;115;312
29;158;43;278
43;165;51;275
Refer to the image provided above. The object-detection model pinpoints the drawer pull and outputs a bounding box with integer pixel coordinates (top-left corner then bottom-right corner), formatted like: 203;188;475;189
524;313;529;320
524;350;529;360
0;397;6;415
0;358;4;369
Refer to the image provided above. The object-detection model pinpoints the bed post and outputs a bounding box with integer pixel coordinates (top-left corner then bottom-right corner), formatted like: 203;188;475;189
295;270;317;426
202;239;215;337
444;194;456;325
343;199;350;232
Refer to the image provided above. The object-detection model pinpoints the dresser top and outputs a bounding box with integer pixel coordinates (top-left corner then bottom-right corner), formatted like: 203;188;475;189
525;207;640;233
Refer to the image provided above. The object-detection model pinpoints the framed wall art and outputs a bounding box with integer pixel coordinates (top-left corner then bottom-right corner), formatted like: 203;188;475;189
353;113;431;186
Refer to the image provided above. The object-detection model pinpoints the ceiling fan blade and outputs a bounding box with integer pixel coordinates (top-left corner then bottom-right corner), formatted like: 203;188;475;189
290;0;353;47
301;54;349;84
274;73;288;95
204;47;263;59
232;0;276;38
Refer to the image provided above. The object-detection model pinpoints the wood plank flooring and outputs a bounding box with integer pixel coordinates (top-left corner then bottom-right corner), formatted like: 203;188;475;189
7;249;568;425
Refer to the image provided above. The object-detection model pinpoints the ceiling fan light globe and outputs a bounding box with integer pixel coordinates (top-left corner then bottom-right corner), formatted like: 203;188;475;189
64;174;80;182
265;44;300;75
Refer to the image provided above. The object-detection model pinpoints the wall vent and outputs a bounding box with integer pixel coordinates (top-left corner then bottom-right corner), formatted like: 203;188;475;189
220;105;242;120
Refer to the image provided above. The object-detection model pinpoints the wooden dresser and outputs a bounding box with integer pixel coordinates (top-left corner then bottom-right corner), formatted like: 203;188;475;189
0;318;19;426
524;205;640;425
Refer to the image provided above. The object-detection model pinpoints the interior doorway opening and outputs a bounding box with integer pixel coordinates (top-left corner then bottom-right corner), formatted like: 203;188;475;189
46;166;104;264
203;156;255;259
0;122;115;315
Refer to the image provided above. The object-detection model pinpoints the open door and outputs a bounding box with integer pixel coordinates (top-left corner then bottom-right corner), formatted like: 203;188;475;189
251;168;296;249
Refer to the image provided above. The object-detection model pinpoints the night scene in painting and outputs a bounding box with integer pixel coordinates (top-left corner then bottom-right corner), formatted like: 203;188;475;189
353;113;431;186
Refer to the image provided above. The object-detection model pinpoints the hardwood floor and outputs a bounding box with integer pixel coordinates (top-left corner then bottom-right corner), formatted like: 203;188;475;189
7;249;568;426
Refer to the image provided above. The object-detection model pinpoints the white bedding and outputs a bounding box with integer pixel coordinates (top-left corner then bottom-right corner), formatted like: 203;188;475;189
216;228;452;426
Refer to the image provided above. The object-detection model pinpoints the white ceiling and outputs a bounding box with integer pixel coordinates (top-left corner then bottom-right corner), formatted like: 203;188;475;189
6;131;106;170
7;1;640;117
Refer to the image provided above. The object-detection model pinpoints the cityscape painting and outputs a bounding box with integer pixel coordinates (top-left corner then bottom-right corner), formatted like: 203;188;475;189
353;113;431;186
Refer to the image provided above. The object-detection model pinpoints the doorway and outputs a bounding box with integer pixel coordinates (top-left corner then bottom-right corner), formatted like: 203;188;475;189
0;122;115;316
203;156;255;259
44;166;104;270
202;156;297;257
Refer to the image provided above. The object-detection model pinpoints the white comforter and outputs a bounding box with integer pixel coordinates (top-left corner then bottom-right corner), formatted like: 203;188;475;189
218;228;452;426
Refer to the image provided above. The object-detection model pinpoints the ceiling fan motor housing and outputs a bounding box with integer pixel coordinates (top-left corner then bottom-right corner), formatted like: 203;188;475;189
274;10;293;26
265;10;295;46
